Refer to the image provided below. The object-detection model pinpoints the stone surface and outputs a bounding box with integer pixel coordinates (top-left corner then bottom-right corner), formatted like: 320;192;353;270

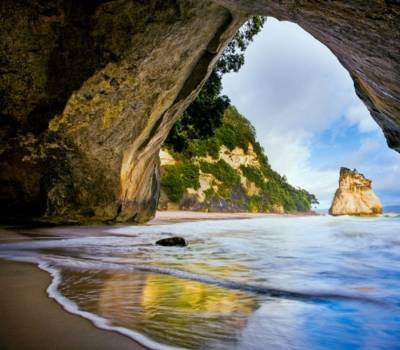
158;145;262;211
159;149;177;167
1;0;399;223
219;144;259;170
0;0;244;223
329;167;383;216
156;236;187;247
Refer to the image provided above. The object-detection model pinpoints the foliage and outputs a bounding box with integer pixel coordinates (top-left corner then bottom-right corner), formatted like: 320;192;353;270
199;159;240;189
161;165;184;202
161;162;200;202
240;165;264;188
187;138;220;159
162;105;318;211
165;17;265;152
216;16;266;74
214;126;237;151
261;175;317;212
161;16;318;212
247;196;261;213
204;187;216;200
166;71;230;152
216;106;259;152
181;162;200;189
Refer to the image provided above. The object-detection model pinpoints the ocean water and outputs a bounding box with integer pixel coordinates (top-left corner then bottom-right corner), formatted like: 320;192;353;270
1;215;400;349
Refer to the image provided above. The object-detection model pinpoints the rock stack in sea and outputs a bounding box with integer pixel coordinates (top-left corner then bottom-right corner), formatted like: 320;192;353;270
329;167;383;216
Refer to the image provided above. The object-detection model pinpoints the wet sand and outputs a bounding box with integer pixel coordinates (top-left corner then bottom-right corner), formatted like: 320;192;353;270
0;259;146;350
0;211;316;350
149;210;316;225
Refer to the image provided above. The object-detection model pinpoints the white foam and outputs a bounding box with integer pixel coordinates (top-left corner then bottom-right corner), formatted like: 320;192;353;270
2;254;185;350
1;215;399;349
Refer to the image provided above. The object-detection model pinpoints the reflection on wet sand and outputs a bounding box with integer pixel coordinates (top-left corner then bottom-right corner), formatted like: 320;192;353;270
2;216;400;349
60;269;258;349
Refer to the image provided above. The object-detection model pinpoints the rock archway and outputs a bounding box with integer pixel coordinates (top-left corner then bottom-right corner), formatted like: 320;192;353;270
218;0;400;151
0;0;399;223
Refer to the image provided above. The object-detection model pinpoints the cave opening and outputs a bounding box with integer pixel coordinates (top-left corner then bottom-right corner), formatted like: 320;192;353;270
160;16;400;212
0;0;399;223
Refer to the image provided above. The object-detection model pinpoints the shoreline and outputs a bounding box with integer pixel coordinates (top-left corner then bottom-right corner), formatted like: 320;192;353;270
0;212;396;350
0;211;317;350
0;210;318;228
148;210;318;225
0;259;147;350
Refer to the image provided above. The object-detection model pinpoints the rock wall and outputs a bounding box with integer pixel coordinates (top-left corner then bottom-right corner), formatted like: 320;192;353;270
1;0;399;223
158;145;269;212
329;167;383;216
0;0;245;223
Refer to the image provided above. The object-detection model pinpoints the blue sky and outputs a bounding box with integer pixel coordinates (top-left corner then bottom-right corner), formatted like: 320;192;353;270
222;17;400;209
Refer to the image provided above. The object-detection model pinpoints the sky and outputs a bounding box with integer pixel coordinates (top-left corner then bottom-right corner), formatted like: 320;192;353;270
222;17;400;209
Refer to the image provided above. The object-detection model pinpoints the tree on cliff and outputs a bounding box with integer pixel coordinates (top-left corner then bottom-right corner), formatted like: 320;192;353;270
163;17;318;213
165;16;265;151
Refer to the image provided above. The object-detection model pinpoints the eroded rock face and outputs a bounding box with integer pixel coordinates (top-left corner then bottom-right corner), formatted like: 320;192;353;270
329;168;383;216
158;145;263;212
0;0;399;223
0;0;244;223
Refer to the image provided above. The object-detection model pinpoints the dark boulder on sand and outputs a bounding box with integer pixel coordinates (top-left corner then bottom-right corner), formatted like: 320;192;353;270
156;236;187;247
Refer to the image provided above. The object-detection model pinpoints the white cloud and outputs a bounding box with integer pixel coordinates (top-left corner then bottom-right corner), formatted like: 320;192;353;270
262;130;311;179
342;136;400;197
345;102;378;133
223;18;356;134
262;129;338;208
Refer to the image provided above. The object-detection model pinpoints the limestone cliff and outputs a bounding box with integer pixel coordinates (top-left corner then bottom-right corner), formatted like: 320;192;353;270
0;0;399;223
329;168;383;216
0;0;244;223
159;107;316;213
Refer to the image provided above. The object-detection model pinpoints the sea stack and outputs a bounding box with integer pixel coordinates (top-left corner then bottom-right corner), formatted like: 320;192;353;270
329;167;383;216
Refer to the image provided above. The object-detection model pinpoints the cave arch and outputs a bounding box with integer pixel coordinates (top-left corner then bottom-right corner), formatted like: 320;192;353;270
217;0;400;151
0;0;399;223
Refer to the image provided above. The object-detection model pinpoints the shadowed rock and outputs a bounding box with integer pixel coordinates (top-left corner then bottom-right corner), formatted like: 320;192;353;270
156;236;187;247
0;0;399;224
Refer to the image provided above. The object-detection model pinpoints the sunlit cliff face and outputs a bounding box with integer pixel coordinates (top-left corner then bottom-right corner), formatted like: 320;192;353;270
329;168;383;216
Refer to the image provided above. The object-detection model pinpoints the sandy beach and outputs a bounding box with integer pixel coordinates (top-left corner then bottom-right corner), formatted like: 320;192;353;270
0;213;262;350
148;210;316;225
0;211;316;350
0;259;146;350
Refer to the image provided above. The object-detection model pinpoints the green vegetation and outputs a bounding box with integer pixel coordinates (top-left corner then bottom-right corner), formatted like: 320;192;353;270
162;107;318;211
187;138;220;159
199;160;238;186
161;166;184;202
240;165;264;188
247;196;262;213
161;162;199;202
171;105;262;159
160;17;318;212
166;17;265;152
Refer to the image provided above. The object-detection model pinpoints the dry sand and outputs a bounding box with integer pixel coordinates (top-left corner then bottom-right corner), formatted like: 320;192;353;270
0;259;146;350
149;210;278;225
149;210;315;225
